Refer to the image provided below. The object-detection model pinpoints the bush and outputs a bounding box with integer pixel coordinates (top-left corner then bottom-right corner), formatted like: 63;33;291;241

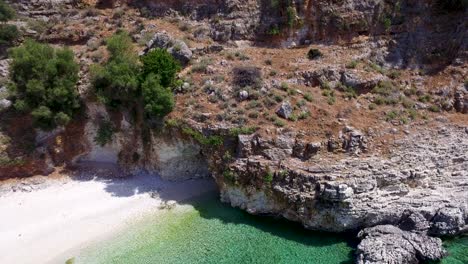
286;6;297;28
141;74;174;118
94;120;114;147
233;66;262;89
264;170;273;185
140;48;180;87
303;93;313;102
92;31;140;105
346;60;359;69
92;32;180;120
9;40;80;130
0;24;19;45
307;49;322;60
182;127;223;146
0;0;15;22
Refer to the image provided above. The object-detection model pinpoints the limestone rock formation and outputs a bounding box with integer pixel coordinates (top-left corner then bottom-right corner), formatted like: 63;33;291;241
217;126;468;235
146;32;192;65
356;225;446;264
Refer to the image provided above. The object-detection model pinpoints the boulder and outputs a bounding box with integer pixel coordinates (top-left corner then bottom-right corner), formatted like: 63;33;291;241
429;207;465;236
239;90;249;101
147;32;192;65
340;70;385;92
454;87;467;114
0;99;11;110
341;126;367;154
276;101;293;119
293;141;321;160
399;210;430;233
356;225;446;264
302;67;341;88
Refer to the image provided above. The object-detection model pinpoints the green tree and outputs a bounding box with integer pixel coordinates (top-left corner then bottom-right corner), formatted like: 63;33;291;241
92;31;139;106
92;32;180;120
141;73;174;118
0;0;15;22
9;39;80;130
140;48;180;88
0;1;18;46
0;24;19;45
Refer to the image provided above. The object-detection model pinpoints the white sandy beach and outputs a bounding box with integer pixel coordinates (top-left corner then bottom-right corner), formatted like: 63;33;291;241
0;172;216;264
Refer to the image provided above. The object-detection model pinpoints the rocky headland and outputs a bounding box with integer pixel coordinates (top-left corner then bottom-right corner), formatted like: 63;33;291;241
0;0;467;263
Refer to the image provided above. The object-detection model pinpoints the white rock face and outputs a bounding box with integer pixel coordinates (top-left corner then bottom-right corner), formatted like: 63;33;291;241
76;103;123;165
218;126;468;235
148;134;210;181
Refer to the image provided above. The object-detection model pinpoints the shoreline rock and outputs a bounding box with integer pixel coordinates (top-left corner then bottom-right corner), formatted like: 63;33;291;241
356;225;446;264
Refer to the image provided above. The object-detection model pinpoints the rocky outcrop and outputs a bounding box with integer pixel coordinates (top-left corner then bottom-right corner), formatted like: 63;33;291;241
216;126;468;236
146;31;193;65
302;67;386;92
356;225;446;264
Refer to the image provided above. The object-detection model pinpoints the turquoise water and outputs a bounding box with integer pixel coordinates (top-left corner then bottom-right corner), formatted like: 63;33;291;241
442;235;468;264
76;192;467;264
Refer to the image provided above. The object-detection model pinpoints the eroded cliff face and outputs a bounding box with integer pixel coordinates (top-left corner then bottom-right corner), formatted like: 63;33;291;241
1;1;467;262
129;0;467;66
214;126;468;235
67;102;211;181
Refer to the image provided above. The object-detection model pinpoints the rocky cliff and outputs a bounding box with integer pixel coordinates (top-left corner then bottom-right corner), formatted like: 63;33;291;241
1;0;467;263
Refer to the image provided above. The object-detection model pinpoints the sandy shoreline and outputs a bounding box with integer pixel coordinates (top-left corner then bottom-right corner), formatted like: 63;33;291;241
0;173;216;264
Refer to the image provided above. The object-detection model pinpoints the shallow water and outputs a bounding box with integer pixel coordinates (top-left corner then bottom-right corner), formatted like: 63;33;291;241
76;192;467;264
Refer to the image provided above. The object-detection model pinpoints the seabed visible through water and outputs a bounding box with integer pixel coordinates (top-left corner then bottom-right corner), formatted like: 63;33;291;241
75;192;468;264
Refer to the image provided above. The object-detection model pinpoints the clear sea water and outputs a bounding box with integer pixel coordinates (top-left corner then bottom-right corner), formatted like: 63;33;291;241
75;192;468;264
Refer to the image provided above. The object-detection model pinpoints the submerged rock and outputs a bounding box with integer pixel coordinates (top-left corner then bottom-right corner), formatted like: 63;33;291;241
356;225;446;264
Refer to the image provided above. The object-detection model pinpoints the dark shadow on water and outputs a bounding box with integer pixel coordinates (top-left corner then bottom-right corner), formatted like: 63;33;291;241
70;165;356;263
181;191;357;264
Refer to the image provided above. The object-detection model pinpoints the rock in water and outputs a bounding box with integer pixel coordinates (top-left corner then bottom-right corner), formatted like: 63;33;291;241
356;225;446;264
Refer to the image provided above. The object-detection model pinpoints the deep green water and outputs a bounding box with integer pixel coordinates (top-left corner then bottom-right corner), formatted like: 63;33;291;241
76;192;467;264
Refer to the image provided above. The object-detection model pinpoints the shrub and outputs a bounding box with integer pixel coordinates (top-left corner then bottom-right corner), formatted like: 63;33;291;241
273;118;286;127
428;105;441;112
93;32;179;120
92;32;140;105
141;74;174;118
382;17;392;31
223;170;236;184
0;24;19;45
0;0;15;22
229;126;257;136
233;66;262;89
9;40;80;130
191;58;211;73
298;111;311;120
267;25;281;35
94;120;114;147
303;93;313;102
264;170;273;185
418;94;432;103
386;110;398;121
286;6;297;28
346;60;359;69
307;49;322;60
343;86;357;99
182;127;223;146
141;48;181;87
